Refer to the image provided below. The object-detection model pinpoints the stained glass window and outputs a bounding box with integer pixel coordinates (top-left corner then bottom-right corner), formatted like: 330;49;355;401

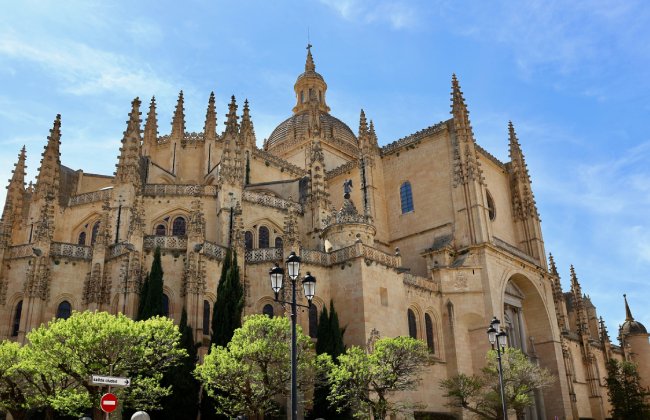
172;217;186;236
259;226;270;248
78;231;87;246
400;182;414;213
56;301;72;320
245;231;253;250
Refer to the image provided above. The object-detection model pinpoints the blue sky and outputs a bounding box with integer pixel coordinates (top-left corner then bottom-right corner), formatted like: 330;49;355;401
1;0;649;337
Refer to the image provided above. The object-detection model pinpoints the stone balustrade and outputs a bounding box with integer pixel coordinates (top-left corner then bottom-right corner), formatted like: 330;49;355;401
297;244;400;269
202;241;227;261
143;235;188;251
50;242;93;260
245;247;283;264
68;189;112;207
243;191;302;213
493;237;538;266
107;243;134;260
143;184;219;197
7;244;37;259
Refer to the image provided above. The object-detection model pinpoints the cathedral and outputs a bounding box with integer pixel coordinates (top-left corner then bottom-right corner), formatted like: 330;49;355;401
0;46;648;419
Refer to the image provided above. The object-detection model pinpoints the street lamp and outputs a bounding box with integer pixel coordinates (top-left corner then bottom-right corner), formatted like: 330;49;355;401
268;252;316;420
487;316;508;420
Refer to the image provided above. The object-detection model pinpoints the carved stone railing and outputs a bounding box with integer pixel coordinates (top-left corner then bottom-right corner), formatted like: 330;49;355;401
252;149;307;177
403;273;437;293
202;241;227;261
7;244;36;259
245;248;283;264
50;242;93;260
143;235;188;251
68;189;113;207
492;237;538;265
329;245;361;265
323;212;369;229
325;161;357;180
143;184;219;197
243;191;302;213
360;244;401;268
107;243;133;260
381;121;446;156
299;248;330;266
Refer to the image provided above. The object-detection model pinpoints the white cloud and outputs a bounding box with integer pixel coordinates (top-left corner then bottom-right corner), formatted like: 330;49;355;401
319;0;419;29
0;31;175;98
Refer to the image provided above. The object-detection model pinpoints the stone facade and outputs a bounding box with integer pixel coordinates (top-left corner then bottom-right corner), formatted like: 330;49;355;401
1;46;648;420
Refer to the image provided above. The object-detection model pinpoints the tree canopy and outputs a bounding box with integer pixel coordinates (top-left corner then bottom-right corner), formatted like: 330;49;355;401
605;358;650;420
0;311;185;420
440;347;554;420
196;314;325;418
328;336;430;419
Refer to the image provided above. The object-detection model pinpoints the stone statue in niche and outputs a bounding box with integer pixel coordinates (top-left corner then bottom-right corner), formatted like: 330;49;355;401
343;179;353;198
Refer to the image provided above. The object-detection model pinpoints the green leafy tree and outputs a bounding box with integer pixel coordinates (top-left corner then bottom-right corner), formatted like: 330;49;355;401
0;340;29;420
156;308;200;419
328;336;430;419
0;311;185;419
440;347;554;420
312;300;349;419
138;246;165;320
605;358;650;419
196;314;325;418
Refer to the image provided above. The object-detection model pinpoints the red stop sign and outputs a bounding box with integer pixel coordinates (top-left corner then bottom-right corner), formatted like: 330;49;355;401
100;393;118;413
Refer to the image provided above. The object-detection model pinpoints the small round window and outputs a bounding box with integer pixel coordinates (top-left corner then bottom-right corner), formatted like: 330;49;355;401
486;190;496;221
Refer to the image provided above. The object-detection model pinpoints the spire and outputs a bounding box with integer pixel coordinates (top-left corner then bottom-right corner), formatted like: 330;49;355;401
369;120;378;147
115;97;143;186
358;109;369;138
450;74;483;187
549;253;559;276
0;147;27;247
224;95;239;135
203;91;217;142
240;99;256;148
624;294;634;321
143;96;158;151
35;114;62;200
570;265;589;336
570;265;582;293
171;90;185;140
305;43;315;72
509;121;539;220
599;316;611;342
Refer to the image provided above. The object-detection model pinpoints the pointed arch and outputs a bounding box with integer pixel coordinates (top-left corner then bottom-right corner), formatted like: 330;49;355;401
400;181;414;213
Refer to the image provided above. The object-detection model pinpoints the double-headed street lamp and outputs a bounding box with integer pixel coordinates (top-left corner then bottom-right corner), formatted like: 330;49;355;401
269;251;316;420
487;316;509;420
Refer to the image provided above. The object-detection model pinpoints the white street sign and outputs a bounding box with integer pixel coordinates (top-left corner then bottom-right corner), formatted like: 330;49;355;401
91;375;131;387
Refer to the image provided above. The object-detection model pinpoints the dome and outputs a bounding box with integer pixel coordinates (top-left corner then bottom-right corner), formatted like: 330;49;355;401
266;111;358;151
621;319;648;335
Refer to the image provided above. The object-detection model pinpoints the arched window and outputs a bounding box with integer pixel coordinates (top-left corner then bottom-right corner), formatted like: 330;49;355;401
275;237;283;249
162;294;170;317
172;217;186;236
486;190;496;221
425;313;435;353
400;181;414;213
300;91;305;103
245;231;254;251
78;231;87;246
309;304;318;339
155;224;166;236
259;226;270;248
263;304;274;318
407;308;417;339
56;301;72;320
203;300;210;335
91;221;100;245
11;300;22;337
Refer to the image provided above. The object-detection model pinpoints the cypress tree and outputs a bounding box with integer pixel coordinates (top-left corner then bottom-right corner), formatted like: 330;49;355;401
156;307;200;419
138;247;165;320
136;273;149;320
312;300;350;419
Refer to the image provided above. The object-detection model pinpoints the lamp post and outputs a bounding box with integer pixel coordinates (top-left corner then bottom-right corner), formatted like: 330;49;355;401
487;316;508;420
268;252;316;420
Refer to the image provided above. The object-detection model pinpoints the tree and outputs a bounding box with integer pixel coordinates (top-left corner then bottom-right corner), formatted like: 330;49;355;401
312;300;348;419
196;314;324;418
440;347;554;420
0;311;186;420
156;308;200;419
138;246;165;320
0;340;29;420
605;358;650;419
328;336;430;419
211;248;243;348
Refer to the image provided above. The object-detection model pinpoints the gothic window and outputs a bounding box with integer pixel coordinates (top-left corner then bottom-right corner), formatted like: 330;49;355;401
91;221;100;245
407;308;417;339
155;224;166;236
301;91;305;103
172;217;186;236
78;231;87;246
425;313;435;353
11;300;22;337
263;304;274;318
203;300;210;335
275;237;283;249
400;182;414;214
486;190;496;221
245;231;254;251
162;294;170;317
56;301;72;320
259;226;270;248
309;304;318;339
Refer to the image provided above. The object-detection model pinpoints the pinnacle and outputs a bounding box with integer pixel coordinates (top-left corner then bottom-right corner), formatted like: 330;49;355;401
548;253;558;276
305;44;316;72
359;109;368;137
204;92;217;139
171;90;185;139
623;294;634;321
